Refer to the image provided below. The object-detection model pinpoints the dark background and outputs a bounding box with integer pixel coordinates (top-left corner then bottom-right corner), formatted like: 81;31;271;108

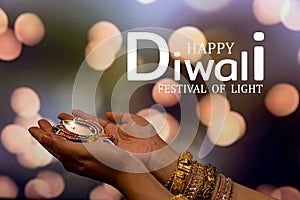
0;0;299;199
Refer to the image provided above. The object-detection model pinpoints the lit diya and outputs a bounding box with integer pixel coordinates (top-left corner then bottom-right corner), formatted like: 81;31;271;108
52;117;115;145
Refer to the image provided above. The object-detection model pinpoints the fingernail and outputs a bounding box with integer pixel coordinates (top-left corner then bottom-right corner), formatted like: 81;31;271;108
42;134;53;145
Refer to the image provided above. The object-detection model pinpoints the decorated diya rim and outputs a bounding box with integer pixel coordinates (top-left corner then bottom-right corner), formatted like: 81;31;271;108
52;117;115;145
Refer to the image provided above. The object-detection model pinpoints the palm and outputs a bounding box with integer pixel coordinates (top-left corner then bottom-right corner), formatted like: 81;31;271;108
60;110;167;155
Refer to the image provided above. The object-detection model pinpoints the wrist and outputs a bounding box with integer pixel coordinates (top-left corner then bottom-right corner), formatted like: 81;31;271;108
147;146;179;184
116;171;173;200
131;135;168;165
130;136;179;181
151;159;178;185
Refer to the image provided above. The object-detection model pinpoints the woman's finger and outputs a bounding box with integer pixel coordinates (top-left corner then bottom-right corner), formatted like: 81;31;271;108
38;119;53;132
105;112;129;123
58;113;73;120
29;124;87;161
28;126;52;145
72;109;109;127
72;110;98;121
103;123;119;137
105;112;117;122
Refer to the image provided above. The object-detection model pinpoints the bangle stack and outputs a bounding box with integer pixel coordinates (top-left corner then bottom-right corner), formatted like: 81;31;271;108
167;151;233;200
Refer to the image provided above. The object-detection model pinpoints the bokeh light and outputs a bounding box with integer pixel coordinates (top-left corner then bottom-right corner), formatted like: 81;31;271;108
0;29;22;61
14;113;42;129
36;170;65;198
137;108;179;143
152;78;181;107
6;86;54;169
207;111;244;147
256;184;276;195
252;0;287;25
136;0;156;4
230;111;246;138
87;21;122;53
89;184;120;200
0;8;8;35
17;141;53;169
185;0;232;12
264;83;299;117
10;87;41;118
196;94;231;126
204;28;240;62
14;13;45;46
271;186;300;200
168;26;207;63
102;183;123;199
0;124;31;154
0;175;18;198
281;0;300;31
24;179;52;199
85;39;116;71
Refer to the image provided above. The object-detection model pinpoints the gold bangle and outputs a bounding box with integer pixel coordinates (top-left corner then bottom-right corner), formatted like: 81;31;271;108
184;161;205;199
221;177;233;200
196;164;218;200
170;194;189;200
213;174;234;200
165;169;176;190
214;174;226;200
170;151;193;195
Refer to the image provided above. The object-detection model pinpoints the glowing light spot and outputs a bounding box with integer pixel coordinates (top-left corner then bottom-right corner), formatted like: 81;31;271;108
185;0;232;12
136;0;156;4
1;124;31;154
0;29;22;61
14;13;45;46
168;26;207;63
25;179;52;199
152;78;181;107
14;113;42;129
90;184;120;200
88;21;122;53
207;111;243;147
10;87;40;118
253;0;287;25
137;108;179;143
0;8;8;35
36;170;65;198
17;142;53;169
196;94;231;126
256;184;276;195
271;186;300;200
281;0;300;31
0;176;18;198
230;111;247;138
102;183;123;199
265;83;299;117
85;39;116;71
